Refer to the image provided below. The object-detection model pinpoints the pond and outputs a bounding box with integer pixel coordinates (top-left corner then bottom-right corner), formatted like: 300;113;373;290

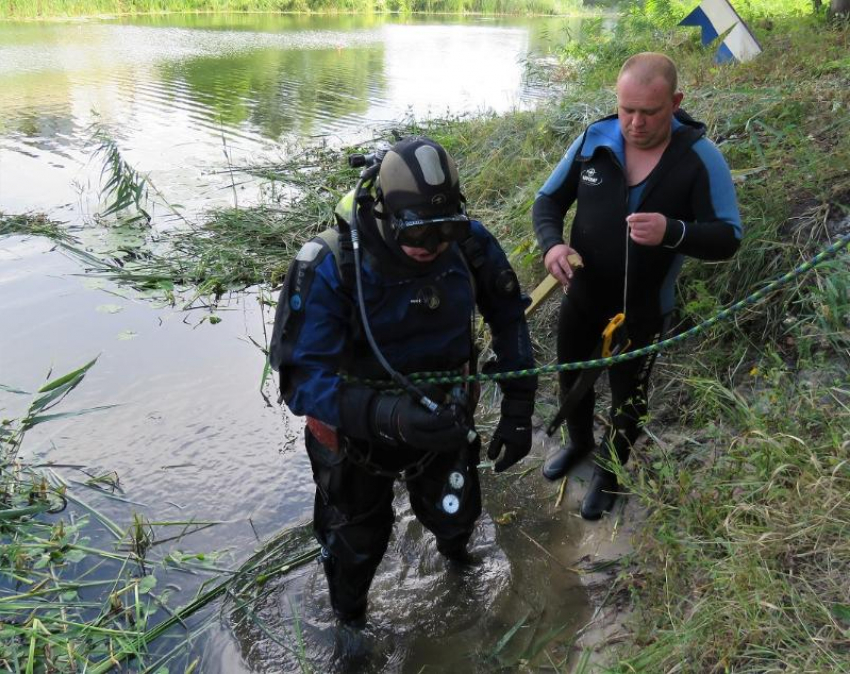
0;12;594;220
0;12;606;673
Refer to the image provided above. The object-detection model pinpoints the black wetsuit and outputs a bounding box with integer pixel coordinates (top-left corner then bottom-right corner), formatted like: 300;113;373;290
533;110;741;459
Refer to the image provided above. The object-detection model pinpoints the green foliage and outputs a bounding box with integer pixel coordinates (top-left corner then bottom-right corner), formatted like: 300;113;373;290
90;126;152;225
617;352;850;671
0;212;71;241
0;0;583;18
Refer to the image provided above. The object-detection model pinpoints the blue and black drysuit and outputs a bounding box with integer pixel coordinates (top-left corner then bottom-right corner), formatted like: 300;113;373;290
533;110;742;465
270;206;535;621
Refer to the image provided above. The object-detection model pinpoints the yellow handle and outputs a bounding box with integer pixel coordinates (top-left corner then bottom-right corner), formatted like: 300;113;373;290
601;313;627;358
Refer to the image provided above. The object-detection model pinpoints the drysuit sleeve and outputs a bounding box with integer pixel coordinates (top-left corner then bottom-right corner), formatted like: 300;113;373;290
532;135;584;257
660;138;743;260
468;222;537;398
269;239;351;428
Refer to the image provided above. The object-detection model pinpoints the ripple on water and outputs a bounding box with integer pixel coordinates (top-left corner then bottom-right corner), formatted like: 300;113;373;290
227;485;521;673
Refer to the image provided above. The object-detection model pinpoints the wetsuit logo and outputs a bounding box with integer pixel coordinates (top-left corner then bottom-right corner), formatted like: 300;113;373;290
581;168;602;186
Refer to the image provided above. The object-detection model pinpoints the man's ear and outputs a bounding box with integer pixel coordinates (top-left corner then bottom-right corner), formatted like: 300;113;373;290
672;91;684;112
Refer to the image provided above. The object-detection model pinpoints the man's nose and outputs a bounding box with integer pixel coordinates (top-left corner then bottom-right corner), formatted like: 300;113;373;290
632;113;646;127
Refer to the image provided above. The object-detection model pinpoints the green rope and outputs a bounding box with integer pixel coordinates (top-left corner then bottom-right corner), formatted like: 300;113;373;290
401;231;850;386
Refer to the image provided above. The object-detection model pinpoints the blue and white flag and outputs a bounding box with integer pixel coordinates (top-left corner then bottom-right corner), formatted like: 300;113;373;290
679;0;762;63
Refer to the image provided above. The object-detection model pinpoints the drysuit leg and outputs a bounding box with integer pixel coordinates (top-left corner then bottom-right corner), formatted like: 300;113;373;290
556;295;607;445
407;441;482;560
306;431;395;623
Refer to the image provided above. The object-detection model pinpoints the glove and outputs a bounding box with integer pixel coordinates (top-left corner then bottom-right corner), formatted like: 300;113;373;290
487;397;534;472
371;393;469;452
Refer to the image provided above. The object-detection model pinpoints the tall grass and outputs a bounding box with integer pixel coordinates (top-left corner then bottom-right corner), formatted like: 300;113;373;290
0;360;320;671
0;0;584;19
614;352;850;671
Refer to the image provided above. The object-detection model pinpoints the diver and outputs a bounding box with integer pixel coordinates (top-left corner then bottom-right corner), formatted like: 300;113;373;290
269;136;537;626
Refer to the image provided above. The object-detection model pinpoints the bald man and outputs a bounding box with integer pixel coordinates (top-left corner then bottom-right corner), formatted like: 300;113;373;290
533;52;742;520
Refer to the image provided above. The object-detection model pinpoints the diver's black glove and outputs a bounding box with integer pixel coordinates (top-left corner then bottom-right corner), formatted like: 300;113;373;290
370;393;468;452
487;393;535;473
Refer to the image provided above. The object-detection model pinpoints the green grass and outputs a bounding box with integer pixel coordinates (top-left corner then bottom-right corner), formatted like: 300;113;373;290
0;0;585;19
613;353;850;671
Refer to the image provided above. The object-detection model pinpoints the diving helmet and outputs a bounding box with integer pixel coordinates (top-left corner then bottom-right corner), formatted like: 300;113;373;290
377;137;470;251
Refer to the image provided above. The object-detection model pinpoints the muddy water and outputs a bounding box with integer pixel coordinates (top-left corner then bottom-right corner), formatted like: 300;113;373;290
0;12;609;672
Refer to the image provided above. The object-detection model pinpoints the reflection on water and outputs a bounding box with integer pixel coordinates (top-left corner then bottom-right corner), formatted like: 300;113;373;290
0;14;579;220
158;45;387;139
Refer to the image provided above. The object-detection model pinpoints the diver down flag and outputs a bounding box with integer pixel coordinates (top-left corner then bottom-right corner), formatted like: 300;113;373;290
679;0;762;63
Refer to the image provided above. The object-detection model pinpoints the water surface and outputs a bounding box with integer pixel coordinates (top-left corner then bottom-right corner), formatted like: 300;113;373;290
0;13;579;221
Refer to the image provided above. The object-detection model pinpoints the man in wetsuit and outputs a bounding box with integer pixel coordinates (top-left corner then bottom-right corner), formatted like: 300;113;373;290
533;52;741;520
270;136;537;625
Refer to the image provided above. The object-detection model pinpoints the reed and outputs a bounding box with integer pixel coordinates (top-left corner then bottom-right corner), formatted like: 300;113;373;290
0;0;584;19
0;359;321;671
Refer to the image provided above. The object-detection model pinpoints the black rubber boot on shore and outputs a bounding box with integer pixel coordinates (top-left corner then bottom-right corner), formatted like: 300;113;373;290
542;439;595;481
579;466;620;520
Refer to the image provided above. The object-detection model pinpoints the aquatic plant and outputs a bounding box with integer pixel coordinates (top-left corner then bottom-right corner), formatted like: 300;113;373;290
88;127;153;225
0;213;72;242
0;363;207;671
0;358;325;672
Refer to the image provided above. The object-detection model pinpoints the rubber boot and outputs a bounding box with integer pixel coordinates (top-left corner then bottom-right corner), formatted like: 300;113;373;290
579;466;620;520
542;437;595;481
580;440;630;520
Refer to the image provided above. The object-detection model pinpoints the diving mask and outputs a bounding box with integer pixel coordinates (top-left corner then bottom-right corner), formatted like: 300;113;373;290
392;212;471;252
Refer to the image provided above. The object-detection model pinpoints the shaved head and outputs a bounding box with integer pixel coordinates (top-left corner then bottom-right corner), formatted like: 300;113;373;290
618;52;678;96
616;52;683;150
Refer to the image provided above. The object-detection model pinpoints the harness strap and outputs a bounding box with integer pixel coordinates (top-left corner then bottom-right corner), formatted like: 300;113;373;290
460;235;487;270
